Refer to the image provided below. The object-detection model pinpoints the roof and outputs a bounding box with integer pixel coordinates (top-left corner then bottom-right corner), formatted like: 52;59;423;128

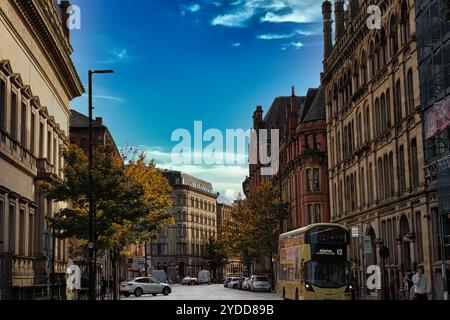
302;86;326;122
263;96;304;137
70;110;105;128
299;88;319;121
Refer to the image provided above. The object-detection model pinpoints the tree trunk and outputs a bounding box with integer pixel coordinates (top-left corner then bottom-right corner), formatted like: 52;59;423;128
110;251;119;301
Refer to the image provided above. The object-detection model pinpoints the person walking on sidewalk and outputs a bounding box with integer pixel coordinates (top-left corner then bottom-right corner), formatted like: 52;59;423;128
412;266;431;300
403;270;414;300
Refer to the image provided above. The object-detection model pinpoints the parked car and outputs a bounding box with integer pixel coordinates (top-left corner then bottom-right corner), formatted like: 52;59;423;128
228;277;242;289
120;277;171;297
182;276;199;286
241;277;251;291
150;270;167;284
198;270;211;285
224;276;233;288
249;275;272;292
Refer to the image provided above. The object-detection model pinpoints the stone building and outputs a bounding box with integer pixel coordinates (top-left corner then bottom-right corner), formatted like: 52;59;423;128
322;0;438;299
150;170;218;281
0;0;83;299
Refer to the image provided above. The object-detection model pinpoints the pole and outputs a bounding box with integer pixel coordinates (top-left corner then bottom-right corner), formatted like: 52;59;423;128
88;70;95;301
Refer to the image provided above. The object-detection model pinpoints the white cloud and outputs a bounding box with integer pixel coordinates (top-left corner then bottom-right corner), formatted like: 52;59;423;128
112;48;130;60
231;42;241;47
181;3;201;16
137;146;247;202
281;41;304;50
257;33;295;40
80;93;124;103
211;0;321;28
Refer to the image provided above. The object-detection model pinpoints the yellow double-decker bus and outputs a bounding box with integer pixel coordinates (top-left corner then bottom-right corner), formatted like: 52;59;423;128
276;223;354;300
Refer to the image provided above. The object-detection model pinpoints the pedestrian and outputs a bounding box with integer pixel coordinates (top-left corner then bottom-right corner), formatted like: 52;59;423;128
412;266;431;300
100;277;108;300
403;269;414;300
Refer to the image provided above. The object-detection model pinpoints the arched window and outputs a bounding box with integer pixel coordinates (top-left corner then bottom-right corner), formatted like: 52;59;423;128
361;51;367;85
347;69;353;99
370;41;376;77
333;84;338;114
395;79;403;124
400;216;411;270
401;1;410;44
375;98;381;136
365;104;371;142
386;89;391;128
375;35;381;73
411;138;419;188
354;60;360;91
381;93;387;133
390;15;398;56
407;69;415;115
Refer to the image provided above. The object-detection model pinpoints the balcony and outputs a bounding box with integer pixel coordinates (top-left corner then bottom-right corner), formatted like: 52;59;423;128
36;158;57;181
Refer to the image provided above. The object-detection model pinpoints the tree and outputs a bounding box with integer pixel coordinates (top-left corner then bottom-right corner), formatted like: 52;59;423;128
42;145;173;300
221;183;288;280
204;239;227;280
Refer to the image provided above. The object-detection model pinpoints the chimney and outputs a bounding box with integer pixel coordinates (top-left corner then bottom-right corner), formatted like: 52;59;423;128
59;1;71;40
253;106;263;129
322;1;333;58
349;0;359;20
290;86;298;114
334;0;345;41
95;117;103;125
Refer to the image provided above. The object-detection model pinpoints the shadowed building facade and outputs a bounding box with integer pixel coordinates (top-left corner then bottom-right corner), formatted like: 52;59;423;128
0;0;83;299
151;170;218;282
322;0;438;299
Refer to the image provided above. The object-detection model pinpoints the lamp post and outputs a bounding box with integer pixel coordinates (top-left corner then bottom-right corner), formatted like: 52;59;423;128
88;69;114;301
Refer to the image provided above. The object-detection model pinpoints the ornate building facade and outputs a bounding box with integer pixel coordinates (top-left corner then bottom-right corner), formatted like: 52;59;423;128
151;170;218;281
0;0;83;299
322;0;438;299
243;86;329;233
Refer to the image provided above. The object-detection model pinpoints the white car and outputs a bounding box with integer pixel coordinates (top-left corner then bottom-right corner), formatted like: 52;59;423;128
249;276;272;292
120;277;171;297
228;277;242;289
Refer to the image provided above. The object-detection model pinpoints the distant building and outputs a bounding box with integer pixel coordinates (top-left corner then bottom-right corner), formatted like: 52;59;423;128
69;110;119;155
0;0;83;299
216;197;242;278
151;171;218;281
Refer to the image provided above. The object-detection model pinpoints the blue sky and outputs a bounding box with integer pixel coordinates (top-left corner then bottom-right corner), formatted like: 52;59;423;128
69;0;324;200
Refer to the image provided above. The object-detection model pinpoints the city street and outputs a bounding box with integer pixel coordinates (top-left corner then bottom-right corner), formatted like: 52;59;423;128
121;284;282;301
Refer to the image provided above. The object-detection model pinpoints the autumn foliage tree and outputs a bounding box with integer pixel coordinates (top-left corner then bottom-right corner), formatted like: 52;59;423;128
42;145;173;300
220;183;287;280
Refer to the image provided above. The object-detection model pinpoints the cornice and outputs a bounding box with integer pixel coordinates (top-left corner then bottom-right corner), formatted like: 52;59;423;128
10;0;84;99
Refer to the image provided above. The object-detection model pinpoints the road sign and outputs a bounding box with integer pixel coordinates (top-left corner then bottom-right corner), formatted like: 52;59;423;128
351;226;359;238
363;235;372;254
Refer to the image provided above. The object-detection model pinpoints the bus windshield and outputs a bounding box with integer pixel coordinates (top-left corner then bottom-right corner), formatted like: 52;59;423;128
307;226;349;245
305;261;351;289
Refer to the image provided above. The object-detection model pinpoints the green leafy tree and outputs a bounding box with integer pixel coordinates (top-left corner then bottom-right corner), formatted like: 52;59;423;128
204;239;227;280
42;145;173;300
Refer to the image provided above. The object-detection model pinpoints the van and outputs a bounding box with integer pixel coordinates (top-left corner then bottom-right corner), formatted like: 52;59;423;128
198;270;211;285
150;270;167;283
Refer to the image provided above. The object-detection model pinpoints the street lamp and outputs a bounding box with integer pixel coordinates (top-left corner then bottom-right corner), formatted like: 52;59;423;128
88;69;114;301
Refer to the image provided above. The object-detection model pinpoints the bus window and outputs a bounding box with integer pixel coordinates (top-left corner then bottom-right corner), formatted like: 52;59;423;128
304;261;351;289
306;226;349;245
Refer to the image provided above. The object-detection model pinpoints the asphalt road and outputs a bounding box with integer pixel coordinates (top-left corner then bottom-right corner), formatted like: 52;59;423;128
122;284;282;300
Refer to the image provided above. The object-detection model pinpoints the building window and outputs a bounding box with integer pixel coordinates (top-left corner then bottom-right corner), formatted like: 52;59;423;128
398;145;406;193
395;79;403;124
365;105;371;142
21;102;27;147
434;207;450;261
375;98;381;136
361;51;367;85
378;158;384;201
400;1;410;44
307;204;321;224
386;89;391;128
0;79;6;131
30;112;35;155
406;69;415;115
28;213;34;256
10;91;17;139
411;139;419;188
19;209;25;256
390;15;399;56
8;205;15;253
360;168;366;207
416;211;424;263
380;93;387;133
368;163;373;205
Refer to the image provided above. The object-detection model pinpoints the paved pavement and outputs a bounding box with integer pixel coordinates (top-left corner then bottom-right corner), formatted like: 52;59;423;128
122;284;282;301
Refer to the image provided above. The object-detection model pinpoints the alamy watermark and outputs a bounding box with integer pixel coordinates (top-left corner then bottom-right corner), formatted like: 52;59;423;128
171;121;279;176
